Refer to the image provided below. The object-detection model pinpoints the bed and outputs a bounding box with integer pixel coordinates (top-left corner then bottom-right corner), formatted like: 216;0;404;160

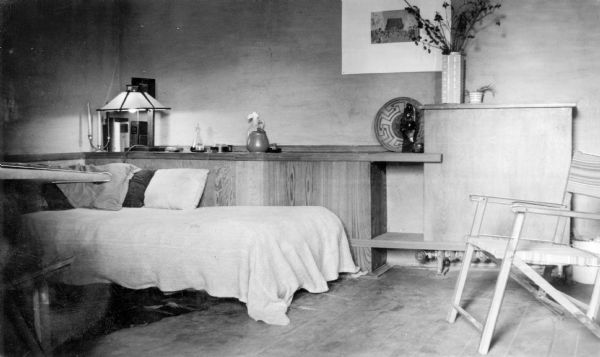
20;205;358;325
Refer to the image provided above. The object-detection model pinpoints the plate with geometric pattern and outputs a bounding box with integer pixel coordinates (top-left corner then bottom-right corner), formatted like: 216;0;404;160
373;97;423;152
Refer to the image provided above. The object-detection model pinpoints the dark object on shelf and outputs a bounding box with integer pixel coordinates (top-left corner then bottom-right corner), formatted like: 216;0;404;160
413;143;424;153
209;144;233;153
373;97;424;152
127;145;151;151
127;146;170;152
164;146;182;152
266;143;281;153
190;146;206;153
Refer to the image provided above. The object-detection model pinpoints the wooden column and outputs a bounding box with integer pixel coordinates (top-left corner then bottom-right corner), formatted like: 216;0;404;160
370;162;387;272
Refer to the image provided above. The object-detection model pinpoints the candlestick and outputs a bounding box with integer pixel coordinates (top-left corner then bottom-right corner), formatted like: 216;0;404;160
97;111;103;147
87;102;93;137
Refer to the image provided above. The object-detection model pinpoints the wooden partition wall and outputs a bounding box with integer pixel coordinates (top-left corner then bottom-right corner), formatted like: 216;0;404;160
84;150;441;272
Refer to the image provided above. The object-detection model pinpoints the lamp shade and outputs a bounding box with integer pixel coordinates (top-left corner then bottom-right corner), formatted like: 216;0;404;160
97;85;170;112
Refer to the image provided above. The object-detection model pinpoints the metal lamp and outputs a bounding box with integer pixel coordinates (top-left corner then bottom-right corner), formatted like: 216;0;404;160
98;84;170;112
91;84;171;151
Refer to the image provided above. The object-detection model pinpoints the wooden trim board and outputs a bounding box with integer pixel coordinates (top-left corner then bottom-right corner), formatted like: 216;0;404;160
351;232;466;251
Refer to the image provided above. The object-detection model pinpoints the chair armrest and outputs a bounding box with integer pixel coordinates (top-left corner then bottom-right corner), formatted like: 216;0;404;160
469;233;570;245
512;204;600;221
470;194;566;208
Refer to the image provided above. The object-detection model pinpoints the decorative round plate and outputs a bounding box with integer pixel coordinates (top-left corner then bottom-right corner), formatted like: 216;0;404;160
373;97;423;152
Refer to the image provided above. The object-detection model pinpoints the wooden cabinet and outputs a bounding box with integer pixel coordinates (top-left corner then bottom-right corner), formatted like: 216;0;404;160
352;103;574;275
423;103;574;243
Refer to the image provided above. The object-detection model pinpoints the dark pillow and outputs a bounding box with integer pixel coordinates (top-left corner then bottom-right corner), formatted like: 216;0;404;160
1;181;47;245
42;183;73;210
122;169;155;207
2;181;46;214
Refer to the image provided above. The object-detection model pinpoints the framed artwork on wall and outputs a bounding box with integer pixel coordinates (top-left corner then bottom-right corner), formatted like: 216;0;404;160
341;0;444;74
132;77;156;98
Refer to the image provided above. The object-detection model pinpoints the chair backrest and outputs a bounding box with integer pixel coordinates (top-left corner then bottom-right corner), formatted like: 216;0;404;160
547;151;600;244
565;151;600;200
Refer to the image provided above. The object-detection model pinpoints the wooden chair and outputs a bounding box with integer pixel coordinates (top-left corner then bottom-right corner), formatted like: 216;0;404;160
4;257;73;356
447;151;600;354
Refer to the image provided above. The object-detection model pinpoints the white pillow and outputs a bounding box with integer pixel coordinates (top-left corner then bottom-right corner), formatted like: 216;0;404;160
144;168;209;210
57;163;140;211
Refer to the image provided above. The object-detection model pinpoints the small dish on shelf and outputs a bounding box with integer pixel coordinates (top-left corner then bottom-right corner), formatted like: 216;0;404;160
209;144;233;153
190;146;206;152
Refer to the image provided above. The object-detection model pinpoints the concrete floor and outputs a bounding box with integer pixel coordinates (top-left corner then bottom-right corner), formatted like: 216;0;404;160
52;266;600;357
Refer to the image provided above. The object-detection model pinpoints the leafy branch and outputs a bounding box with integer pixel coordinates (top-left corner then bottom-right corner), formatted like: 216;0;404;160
404;0;502;55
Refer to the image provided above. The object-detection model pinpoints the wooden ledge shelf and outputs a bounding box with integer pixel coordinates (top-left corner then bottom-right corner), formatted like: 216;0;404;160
84;151;442;163
2;146;442;164
421;103;576;110
351;232;466;251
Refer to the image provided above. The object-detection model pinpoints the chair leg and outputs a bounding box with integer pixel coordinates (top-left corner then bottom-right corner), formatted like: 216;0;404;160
586;268;600;321
477;250;514;355
513;258;600;338
447;243;475;323
5;294;45;357
33;280;52;355
477;211;526;355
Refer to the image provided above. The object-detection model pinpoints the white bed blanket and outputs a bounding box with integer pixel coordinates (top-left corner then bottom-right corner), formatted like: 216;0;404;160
21;206;358;325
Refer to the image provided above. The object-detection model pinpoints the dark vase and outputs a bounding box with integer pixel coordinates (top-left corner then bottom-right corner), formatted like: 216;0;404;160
246;129;269;152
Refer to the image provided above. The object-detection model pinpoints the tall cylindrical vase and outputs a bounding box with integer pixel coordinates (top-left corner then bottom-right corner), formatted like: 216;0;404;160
441;52;465;104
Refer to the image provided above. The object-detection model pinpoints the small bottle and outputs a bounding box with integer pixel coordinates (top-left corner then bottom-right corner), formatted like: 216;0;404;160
192;123;205;152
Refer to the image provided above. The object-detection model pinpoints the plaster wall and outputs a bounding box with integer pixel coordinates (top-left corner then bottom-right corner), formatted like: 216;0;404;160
2;0;600;237
1;0;122;153
117;0;437;147
462;0;600;238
